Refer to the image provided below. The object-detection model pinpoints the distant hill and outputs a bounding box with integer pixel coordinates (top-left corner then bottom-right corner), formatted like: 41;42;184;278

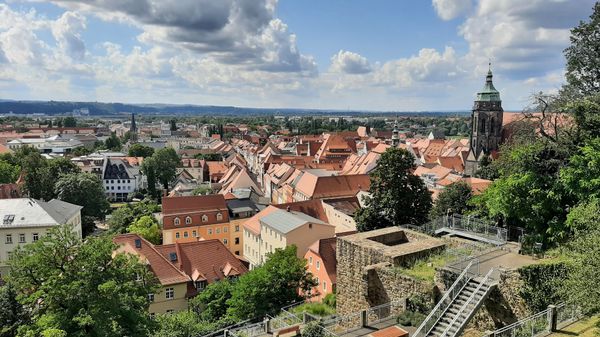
0;99;470;117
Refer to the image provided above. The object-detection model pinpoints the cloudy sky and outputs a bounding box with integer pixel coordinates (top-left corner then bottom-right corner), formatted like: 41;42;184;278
0;0;596;111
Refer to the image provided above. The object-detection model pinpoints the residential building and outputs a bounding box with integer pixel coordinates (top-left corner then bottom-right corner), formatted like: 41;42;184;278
305;237;337;301
243;205;335;269
6;135;84;154
161;195;242;255
114;234;247;315
102;158;142;202
0;198;82;275
291;172;370;202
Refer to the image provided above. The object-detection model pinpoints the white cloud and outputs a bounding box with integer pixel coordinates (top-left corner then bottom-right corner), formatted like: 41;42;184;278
330;50;372;74
51;11;87;61
433;0;473;20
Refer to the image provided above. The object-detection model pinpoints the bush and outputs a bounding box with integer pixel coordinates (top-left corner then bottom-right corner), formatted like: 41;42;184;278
323;293;336;308
301;322;325;337
396;310;425;327
291;302;335;317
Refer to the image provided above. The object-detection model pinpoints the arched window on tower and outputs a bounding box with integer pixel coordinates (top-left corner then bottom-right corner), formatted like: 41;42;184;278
480;117;486;134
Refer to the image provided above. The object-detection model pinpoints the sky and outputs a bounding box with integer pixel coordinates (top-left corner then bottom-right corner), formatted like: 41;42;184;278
0;0;596;111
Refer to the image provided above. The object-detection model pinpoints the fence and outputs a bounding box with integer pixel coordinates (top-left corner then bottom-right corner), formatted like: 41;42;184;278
484;304;581;337
402;214;509;245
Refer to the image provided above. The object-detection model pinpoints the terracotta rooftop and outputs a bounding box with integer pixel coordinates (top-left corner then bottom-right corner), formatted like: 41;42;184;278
295;173;370;199
162;194;227;215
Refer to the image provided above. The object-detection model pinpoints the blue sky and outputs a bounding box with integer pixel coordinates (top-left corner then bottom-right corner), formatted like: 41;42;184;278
0;0;596;111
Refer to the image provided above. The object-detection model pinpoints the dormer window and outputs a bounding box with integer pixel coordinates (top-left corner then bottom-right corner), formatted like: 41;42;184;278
216;213;223;221
185;216;192;225
195;280;207;290
202;215;208;222
174;217;180;226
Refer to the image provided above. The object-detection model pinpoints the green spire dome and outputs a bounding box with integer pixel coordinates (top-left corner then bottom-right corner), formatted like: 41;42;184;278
476;66;501;102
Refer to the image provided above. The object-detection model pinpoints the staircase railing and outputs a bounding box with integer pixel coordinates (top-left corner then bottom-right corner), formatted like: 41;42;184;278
412;259;479;337
440;268;495;337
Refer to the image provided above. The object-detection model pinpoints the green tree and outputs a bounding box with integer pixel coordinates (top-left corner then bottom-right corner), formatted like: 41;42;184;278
7;225;157;337
0;284;29;337
192;185;212;196
430;181;473;219
141;157;159;199
55;172;110;236
560;138;600;201
63;116;77;127
0;160;20;184
565;198;600;236
474;154;498;180
108;200;161;234
189;279;233;324
355;147;432;232
151;148;180;191
127;216;161;244
562;229;600;316
225;246;316;321
170;120;177;131
128;144;155;158
105;132;122;151
564;2;600;96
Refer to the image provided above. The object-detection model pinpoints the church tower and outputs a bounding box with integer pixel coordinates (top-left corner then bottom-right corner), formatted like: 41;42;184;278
130;113;138;143
465;66;503;176
391;118;400;147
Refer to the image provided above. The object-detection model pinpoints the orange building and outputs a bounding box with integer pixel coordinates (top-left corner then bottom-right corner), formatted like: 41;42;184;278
305;237;337;301
161;195;243;256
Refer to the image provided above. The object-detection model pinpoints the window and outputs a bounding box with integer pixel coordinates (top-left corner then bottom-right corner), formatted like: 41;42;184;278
216;213;223;221
195;280;207;290
174;217;180;226
5;234;12;244
323;281;327;291
309;256;313;265
309;223;313;229
235;225;240;232
235;237;240;245
148;293;155;302
208;228;213;235
223;238;228;245
316;261;320;271
202;215;208;222
235;250;240;255
32;233;39;242
183;231;189;238
192;230;197;237
216;228;221;234
185;216;192;225
19;233;25;243
165;288;174;300
223;226;228;233
175;232;180;239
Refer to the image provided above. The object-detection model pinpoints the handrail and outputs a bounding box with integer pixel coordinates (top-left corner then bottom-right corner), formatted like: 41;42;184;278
412;259;477;337
440;268;494;337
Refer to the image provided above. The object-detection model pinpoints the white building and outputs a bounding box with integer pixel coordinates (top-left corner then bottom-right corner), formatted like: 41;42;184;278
0;198;83;276
7;135;84;154
102;158;144;202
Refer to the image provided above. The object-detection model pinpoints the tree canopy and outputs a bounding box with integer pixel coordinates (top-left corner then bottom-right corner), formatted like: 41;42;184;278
7;226;157;337
430;181;473;219
127;215;161;244
355;147;432;231
128;144;155;158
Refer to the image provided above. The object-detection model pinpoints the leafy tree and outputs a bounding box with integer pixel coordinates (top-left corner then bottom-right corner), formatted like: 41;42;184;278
225;245;316;321
0;284;29;337
7;225;158;337
0;160;20;184
108;200;161;234
560;138;600;201
565;198;600;237
141;157;159;199
189;279;233;324
71;146;92;157
474;154;498;180
170;120;177;131
430;181;473;219
55;172;110;236
128;144;155;158
127;216;161;244
63;116;77;127
105;132;122;151
192;185;212;196
562;229;600;316
355;147;432;232
564;2;600;96
151;148;180;191
193;153;222;161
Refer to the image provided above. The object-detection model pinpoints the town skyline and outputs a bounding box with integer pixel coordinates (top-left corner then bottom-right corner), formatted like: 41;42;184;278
0;0;596;111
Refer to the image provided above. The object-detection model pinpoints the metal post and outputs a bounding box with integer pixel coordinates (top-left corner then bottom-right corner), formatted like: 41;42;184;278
265;318;272;334
361;309;368;327
547;305;557;332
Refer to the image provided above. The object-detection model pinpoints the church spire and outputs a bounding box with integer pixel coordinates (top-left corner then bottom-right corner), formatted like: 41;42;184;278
477;65;501;102
391;117;399;146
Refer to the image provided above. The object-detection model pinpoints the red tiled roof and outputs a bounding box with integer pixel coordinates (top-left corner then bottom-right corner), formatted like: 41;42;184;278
274;199;329;223
295;174;370;199
162;194;227;215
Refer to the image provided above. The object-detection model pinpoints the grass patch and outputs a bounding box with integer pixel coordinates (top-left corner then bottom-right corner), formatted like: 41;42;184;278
549;316;600;337
290;302;335;317
395;249;472;282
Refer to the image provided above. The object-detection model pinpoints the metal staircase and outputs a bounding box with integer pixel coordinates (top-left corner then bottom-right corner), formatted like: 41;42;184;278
413;261;497;337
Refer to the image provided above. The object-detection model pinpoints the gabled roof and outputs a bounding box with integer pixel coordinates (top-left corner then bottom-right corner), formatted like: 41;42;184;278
0;198;82;229
295;173;370;199
259;209;330;234
162;194;227;215
113;234;190;286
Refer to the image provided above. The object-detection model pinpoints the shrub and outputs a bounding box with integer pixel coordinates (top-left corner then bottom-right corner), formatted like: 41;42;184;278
396;310;425;327
323;293;336;308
